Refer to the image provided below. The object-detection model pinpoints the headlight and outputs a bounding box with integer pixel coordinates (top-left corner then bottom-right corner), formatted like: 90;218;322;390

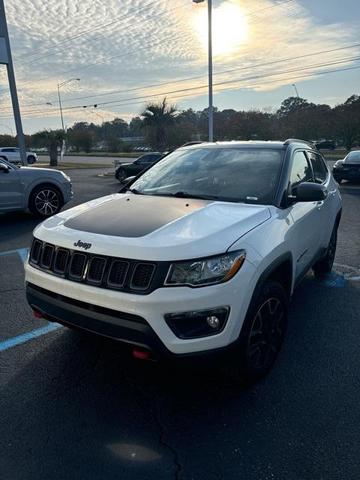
165;250;246;287
61;171;71;181
333;161;343;169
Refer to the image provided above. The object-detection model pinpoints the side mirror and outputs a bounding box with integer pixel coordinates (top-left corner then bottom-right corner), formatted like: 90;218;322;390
0;164;10;173
118;176;136;193
290;182;327;203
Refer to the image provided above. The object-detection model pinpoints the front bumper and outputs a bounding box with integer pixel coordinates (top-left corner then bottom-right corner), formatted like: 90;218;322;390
25;260;257;355
333;169;360;181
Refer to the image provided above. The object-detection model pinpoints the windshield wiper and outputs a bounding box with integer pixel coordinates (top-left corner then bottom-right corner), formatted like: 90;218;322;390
125;188;144;195
150;191;222;201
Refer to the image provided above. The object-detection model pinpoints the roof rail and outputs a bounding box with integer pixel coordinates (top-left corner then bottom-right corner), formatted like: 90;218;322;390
284;138;315;148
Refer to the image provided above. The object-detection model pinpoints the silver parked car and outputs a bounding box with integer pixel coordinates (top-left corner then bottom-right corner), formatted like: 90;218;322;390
0;159;73;218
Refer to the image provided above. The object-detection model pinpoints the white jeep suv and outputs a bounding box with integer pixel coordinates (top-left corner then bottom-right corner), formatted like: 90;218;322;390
25;140;342;381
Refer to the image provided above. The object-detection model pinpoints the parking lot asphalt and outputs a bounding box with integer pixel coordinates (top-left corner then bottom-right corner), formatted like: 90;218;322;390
1;168;360;480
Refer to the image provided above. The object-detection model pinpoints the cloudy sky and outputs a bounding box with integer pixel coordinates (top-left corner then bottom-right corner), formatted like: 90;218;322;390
0;0;359;134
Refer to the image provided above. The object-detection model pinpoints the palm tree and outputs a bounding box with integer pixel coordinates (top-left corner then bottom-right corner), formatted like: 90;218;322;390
31;129;65;166
141;98;177;151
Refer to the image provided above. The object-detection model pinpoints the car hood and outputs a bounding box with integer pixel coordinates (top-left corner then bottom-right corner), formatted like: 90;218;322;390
19;166;63;175
117;162;132;168
34;194;271;261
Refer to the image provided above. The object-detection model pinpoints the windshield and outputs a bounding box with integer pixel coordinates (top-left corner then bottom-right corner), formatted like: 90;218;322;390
130;147;284;204
345;151;360;163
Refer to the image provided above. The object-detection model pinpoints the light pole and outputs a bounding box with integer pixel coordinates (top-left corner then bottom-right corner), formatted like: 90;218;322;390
193;0;213;142
57;78;80;132
0;0;27;164
292;83;300;99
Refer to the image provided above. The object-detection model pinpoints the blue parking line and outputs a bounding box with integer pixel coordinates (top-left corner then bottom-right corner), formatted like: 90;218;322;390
0;323;63;353
0;247;29;263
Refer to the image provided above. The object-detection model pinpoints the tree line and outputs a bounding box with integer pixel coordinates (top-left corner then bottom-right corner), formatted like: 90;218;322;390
0;94;359;160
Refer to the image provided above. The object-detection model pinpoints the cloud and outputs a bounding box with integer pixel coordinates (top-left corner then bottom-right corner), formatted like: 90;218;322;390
0;0;358;132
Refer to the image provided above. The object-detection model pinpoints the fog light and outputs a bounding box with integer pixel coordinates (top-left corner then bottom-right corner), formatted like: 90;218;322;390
164;307;230;339
207;315;220;329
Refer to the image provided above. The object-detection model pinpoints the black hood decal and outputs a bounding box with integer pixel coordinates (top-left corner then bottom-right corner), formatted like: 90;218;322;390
64;195;211;238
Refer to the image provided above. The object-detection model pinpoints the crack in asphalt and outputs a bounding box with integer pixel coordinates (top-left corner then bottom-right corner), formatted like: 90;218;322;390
120;369;183;480
152;403;182;480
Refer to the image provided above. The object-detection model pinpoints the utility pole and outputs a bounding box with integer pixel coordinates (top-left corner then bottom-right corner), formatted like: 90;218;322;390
193;0;213;142
0;0;27;165
57;78;80;161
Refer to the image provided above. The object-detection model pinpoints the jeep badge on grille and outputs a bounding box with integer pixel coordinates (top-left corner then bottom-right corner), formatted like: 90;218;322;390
74;240;92;250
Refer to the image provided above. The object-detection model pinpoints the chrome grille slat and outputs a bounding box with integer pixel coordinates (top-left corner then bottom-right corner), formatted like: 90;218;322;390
68;253;87;280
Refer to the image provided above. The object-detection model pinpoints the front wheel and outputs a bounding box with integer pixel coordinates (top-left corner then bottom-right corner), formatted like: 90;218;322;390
29;185;63;218
27;155;36;164
313;224;338;277
229;281;288;383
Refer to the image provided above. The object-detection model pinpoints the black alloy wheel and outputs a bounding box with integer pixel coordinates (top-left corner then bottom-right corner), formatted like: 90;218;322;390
230;281;288;383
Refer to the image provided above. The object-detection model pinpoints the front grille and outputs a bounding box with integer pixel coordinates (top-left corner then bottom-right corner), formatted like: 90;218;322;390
29;239;162;295
87;257;106;285
40;244;54;269
69;253;87;280
107;260;129;288
30;239;42;264
53;249;69;274
131;263;156;290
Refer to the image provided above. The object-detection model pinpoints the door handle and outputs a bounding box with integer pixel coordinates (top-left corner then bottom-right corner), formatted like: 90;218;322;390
316;201;324;209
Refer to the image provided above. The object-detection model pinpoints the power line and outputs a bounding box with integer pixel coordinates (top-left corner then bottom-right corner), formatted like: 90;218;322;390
57;55;360;111
52;42;360;105
3;60;359;119
9;63;360;121
2;43;359;115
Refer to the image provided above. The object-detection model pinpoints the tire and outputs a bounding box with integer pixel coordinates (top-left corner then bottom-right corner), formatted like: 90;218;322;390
228;280;288;383
313;223;338;277
29;184;63;218
115;168;127;183
27;155;36;165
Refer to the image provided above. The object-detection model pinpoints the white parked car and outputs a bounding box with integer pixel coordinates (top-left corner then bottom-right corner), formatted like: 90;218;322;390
0;147;38;164
25;140;342;381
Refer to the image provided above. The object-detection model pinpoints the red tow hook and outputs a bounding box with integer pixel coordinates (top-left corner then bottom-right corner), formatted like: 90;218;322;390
132;349;152;361
32;309;43;319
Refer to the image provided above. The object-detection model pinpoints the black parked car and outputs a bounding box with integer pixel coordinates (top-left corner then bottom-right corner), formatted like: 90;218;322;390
315;140;337;150
333;150;360;183
115;153;163;182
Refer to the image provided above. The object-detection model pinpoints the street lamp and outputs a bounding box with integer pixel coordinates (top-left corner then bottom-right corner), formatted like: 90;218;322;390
193;0;213;142
292;83;300;99
57;78;80;132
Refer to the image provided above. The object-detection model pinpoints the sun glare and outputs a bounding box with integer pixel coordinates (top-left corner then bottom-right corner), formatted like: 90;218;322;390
192;2;249;57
